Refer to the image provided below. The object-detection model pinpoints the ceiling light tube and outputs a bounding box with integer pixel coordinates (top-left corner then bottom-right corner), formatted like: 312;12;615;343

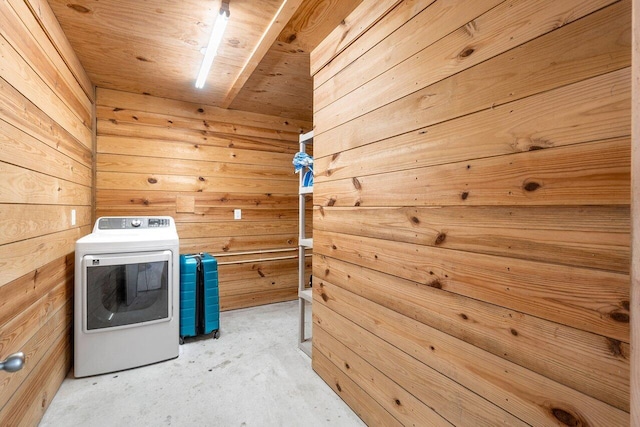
195;2;230;89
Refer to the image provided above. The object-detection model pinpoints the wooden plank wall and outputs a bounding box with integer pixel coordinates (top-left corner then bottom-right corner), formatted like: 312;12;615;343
311;0;632;425
0;0;93;424
631;0;639;424
95;88;312;311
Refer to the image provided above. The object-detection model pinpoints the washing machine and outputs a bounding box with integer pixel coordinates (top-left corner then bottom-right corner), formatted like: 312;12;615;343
74;216;180;378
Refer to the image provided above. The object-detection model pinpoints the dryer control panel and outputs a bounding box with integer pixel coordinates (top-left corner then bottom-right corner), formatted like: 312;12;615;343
97;217;171;230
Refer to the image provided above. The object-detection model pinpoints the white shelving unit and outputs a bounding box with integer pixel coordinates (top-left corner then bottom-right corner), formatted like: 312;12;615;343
298;130;313;357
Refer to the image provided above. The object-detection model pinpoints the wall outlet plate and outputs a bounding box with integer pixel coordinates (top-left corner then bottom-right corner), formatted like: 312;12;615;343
234;209;241;220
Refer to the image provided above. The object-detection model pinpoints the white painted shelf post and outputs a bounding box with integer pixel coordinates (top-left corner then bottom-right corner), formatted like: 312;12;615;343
298;130;313;357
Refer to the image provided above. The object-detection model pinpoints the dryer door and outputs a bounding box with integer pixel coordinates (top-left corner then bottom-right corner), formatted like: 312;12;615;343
81;251;173;332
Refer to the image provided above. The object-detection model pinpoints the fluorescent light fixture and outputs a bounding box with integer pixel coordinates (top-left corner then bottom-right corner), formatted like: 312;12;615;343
195;2;230;89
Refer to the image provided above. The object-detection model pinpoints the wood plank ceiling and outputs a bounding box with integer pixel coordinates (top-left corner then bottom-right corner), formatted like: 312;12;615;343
47;0;363;122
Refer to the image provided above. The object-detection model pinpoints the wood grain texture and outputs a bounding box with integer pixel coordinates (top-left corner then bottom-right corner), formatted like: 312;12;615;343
228;42;313;121
314;0;631;156
95;190;299;210
314;0;618;117
315;138;630;207
277;0;364;53
312;349;401;426
314;316;526;425
312;0;631;422
0;205;91;245
0;3;91;421
0;119;91;186
315;68;631;182
0;78;91;166
95;87;312;133
22;0;93;99
314;205;630;272
314;230;629;341
310;0;402;75
221;0;307;108
47;0;283;107
314;323;457;426
315;256;630;411
96;89;307;311
313;280;629;421
312;0;437;88
0;35;91;144
314;0;500;110
631;0;640;423
0;0;91;124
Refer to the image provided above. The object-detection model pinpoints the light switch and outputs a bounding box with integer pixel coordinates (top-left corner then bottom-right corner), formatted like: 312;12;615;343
234;209;241;220
71;209;76;226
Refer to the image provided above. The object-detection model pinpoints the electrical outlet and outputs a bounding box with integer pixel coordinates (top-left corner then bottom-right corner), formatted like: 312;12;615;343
234;209;241;220
71;209;76;226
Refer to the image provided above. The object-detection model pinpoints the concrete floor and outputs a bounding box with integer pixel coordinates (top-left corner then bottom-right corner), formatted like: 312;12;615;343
40;301;364;427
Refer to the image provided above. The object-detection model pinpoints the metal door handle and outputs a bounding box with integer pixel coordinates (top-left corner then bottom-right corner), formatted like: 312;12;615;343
0;352;25;372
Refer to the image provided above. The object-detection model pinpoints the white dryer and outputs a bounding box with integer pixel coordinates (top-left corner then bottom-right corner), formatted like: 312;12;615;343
74;217;180;378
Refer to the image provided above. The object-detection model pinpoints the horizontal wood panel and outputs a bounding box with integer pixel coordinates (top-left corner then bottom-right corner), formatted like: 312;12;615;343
310;0;402;75
0;256;71;327
314;0;631;157
0;205;91;245
315;0;617;119
312;350;399;426
314;0;500;110
314;230;629;341
96;190;299;210
96;171;297;194
312;0;437;88
180;235;297;255
96;153;293;180
0;0;91;125
97;135;296;165
312;0;631;421
176;220;298;239
97;207;300;223
96;87;312;133
314;322;453;426
314;255;629;411
97;120;298;153
0;119;91;186
315;68;631;182
313;280;629;420
220;288;297;311
0;275;71;384
0;296;71;411
95;88;305;311
21;0;93;99
0;78;91;166
314;205;630;272
220;273;297;297
0;321;71;425
218;258;304;282
0;226;89;286
96;106;301;142
0;161;91;205
0;35;91;145
314;314;525;426
0;0;91;423
315;138;630;207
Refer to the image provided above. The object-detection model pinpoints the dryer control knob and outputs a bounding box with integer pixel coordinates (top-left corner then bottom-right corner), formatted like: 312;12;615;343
131;219;142;228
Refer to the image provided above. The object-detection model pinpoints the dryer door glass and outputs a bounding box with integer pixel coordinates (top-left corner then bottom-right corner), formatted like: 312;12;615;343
84;251;171;330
